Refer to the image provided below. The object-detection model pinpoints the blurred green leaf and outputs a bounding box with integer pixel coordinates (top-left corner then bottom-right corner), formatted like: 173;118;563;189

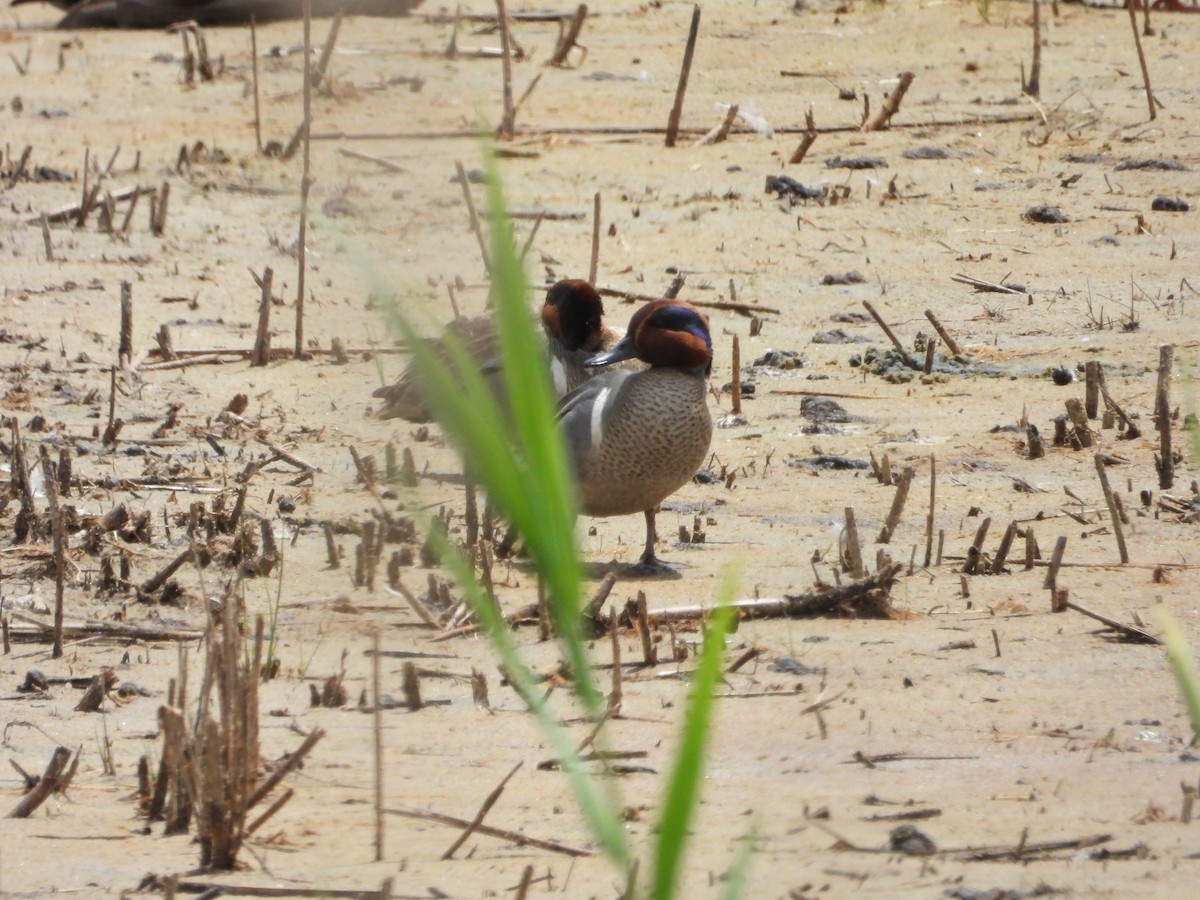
653;568;740;900
1156;605;1200;745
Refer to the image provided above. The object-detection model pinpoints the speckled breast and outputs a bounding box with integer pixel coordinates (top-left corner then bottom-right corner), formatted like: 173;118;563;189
577;370;712;517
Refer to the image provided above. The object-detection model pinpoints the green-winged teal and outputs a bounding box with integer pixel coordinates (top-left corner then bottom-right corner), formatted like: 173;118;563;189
559;299;713;567
374;278;618;422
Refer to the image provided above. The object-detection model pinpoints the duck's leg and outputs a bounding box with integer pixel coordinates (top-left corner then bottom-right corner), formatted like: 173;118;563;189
638;508;660;566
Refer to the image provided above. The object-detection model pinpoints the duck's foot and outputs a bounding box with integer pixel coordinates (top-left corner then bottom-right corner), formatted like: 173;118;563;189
629;551;677;576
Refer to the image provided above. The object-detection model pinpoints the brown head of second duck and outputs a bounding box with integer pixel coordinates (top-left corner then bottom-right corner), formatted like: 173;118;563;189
558;299;713;568
374;278;623;423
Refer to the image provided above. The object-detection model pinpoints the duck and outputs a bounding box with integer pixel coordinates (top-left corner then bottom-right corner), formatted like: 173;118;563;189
542;278;627;396
374;278;621;423
558;299;713;568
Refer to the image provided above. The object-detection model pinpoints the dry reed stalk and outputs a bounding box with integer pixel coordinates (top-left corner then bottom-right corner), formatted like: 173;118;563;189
1084;360;1101;419
495;0;516;138
515;866;535;900
608;607;622;713
156;323;176;361
731;334;741;415
39;453;66;658
589;191;601;283
77;147;92;227
118;281;133;369
455;161;492;274
649;564;903;622
402;661;424;711
1097;364;1138;438
310;9;344;92
40;213;54;261
1044;535;1068;604
442;762;522;859
923;454;936;568
389;805;591;857
863;72;914;131
1125;0;1157;120
323;523;340;569
246;787;293;836
877;467;915;544
1094;455;1130;565
1064;398;1094;448
843;507;864;578
517;213;543;264
151;181;170;235
1155;344;1173;489
788;108;818;164
464;475;480;546
1026;423;1044;459
547;3;587;66
989;520;1018;575
471;668;490;707
9;418;35;543
692;103;738;147
295;0;313;360
251;16;262;152
184;603;259;867
636;591;655;664
1026;0;1041;98
583;570;618;620
963;516;991;575
373;630;384;861
6;747;73;818
863;300;914;365
512;71;543;124
388;574;440;628
665;5;701;147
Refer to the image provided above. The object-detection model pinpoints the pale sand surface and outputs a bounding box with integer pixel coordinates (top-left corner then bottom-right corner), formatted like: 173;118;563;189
1;1;1199;897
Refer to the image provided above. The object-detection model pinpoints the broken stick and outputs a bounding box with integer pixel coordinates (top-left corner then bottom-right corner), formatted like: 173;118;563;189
863;72;914;131
664;5;702;148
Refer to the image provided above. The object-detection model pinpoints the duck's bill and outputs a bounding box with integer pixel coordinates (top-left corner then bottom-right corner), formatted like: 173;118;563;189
585;336;637;367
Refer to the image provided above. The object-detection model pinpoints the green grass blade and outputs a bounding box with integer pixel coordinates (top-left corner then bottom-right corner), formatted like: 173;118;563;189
652;569;739;900
717;825;758;900
375;145;622;864
431;530;630;865
477;148;595;710
1155;606;1200;744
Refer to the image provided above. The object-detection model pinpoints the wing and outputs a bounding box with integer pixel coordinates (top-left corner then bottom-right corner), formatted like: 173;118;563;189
556;369;636;463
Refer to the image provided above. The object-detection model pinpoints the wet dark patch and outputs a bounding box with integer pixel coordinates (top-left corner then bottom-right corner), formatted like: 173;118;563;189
812;328;869;344
787;455;870;471
825;155;888;170
1114;158;1188;172
1151;197;1189;213
1023;205;1067;224
751;349;804;370
801;396;856;424
820;271;866;286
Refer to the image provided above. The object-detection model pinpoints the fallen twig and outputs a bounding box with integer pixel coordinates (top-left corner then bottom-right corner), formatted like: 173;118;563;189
442;762;522;859
665;5;702;147
7;747;77;818
647;564;903;622
1064;600;1160;644
863;71;914;131
388;805;592;857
